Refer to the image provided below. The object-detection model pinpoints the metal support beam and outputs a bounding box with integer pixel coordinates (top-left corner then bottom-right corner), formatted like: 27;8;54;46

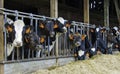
104;0;109;27
84;0;89;24
0;0;4;73
113;0;120;25
50;0;59;66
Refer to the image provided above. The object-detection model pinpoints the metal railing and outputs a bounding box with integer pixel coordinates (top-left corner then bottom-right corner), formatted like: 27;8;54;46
0;8;97;63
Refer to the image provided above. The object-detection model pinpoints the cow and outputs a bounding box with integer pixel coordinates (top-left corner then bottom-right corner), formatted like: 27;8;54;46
5;18;25;58
107;26;120;54
23;25;44;58
90;27;107;55
37;17;68;56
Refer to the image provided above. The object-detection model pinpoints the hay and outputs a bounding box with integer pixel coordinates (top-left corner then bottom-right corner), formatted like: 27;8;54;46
32;53;120;74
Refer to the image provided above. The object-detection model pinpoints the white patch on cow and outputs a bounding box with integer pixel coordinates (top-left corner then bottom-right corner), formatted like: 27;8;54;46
13;20;25;47
78;50;84;57
6;18;14;25
36;50;41;58
91;48;96;52
57;17;65;24
45;41;55;52
62;26;67;33
96;28;100;32
7;44;14;56
70;28;74;33
107;43;113;48
113;26;118;31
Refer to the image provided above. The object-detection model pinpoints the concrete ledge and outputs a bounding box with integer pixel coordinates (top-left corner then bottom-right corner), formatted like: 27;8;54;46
3;57;74;74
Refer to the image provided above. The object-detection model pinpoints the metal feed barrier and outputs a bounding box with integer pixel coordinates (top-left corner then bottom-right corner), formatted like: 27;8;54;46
0;8;71;62
0;8;97;63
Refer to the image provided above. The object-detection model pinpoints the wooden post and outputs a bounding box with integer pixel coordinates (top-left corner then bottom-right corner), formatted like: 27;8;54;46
104;0;109;27
113;0;120;25
50;0;58;18
0;0;4;74
84;0;89;39
50;0;59;66
84;0;89;23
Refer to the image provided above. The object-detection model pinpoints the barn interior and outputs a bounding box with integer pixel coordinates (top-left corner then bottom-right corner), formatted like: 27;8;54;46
4;0;119;27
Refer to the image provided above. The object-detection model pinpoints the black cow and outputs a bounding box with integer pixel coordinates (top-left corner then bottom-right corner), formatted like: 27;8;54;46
90;27;107;54
23;25;44;58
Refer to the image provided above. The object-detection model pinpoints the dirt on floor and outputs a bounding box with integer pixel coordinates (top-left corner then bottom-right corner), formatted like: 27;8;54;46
32;53;120;74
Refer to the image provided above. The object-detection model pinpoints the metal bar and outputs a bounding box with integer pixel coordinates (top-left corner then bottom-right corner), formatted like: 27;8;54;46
12;49;15;60
35;19;38;34
22;46;24;59
48;37;50;56
0;8;55;20
17;47;19;60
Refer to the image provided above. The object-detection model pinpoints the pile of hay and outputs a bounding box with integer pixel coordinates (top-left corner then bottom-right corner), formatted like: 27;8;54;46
32;54;120;74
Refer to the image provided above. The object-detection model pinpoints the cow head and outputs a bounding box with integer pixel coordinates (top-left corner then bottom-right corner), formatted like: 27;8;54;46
5;19;25;47
39;20;55;37
24;25;43;50
53;17;67;33
69;32;81;47
112;26;119;36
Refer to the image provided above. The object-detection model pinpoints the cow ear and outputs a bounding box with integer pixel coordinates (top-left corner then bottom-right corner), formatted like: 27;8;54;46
54;23;58;29
5;25;13;32
39;23;45;29
25;27;31;34
69;34;73;40
81;34;86;40
40;36;45;43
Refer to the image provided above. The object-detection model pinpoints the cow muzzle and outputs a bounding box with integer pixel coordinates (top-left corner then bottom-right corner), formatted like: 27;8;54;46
75;42;81;47
14;41;23;47
50;32;55;37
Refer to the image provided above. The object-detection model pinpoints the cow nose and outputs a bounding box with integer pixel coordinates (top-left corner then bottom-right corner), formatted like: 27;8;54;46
16;42;22;47
75;42;81;47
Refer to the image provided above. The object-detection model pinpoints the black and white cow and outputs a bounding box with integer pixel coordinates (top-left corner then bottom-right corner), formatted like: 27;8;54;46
37;17;67;56
107;26;120;54
5;18;25;57
89;27;107;55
